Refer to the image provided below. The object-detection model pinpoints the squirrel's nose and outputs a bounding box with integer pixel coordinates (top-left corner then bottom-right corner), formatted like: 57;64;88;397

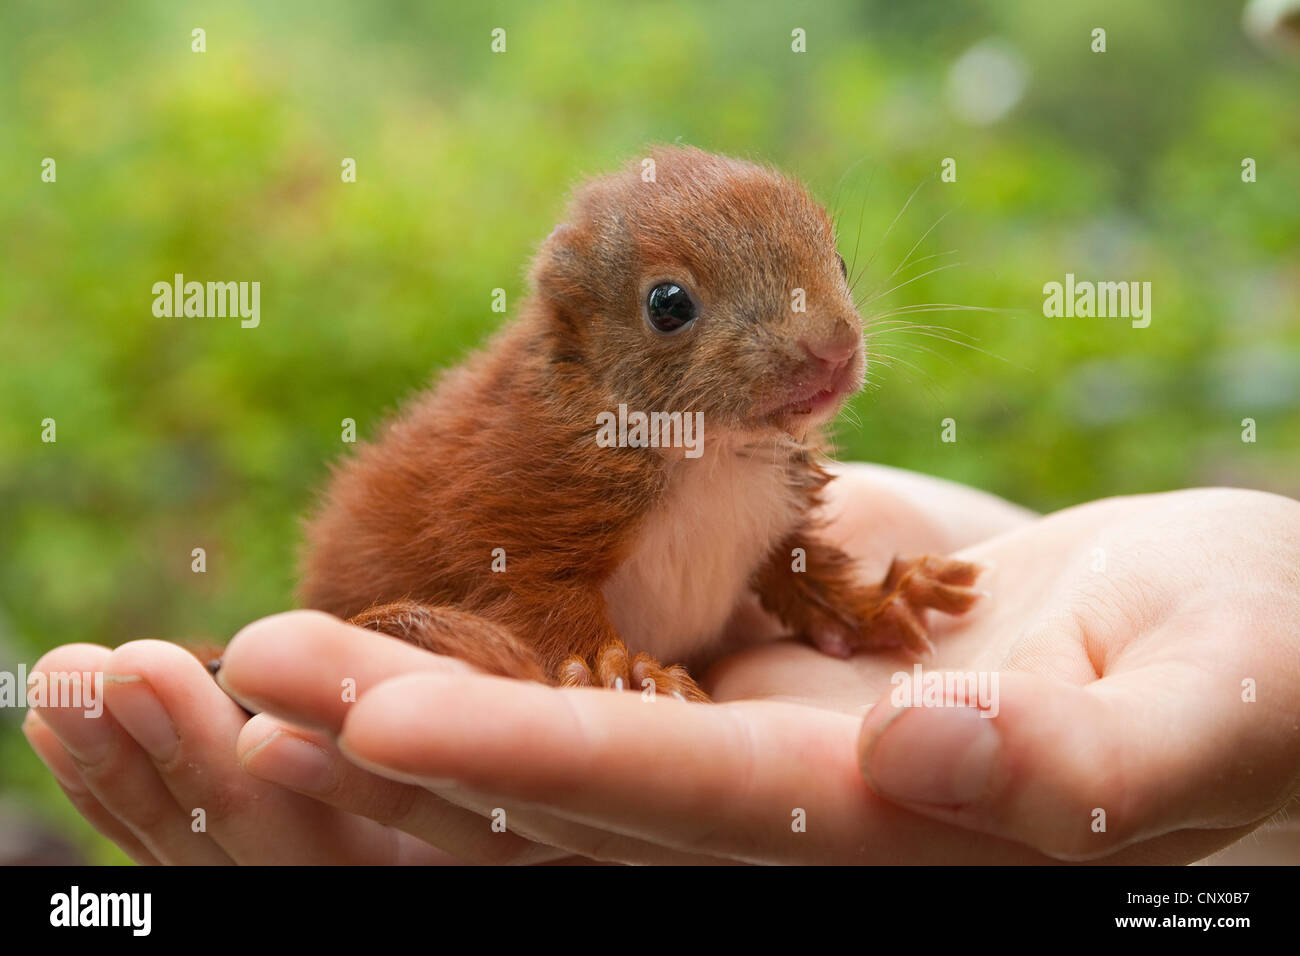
799;330;859;366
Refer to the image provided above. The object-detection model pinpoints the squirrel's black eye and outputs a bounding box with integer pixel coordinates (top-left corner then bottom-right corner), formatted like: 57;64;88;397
646;282;697;334
837;254;848;280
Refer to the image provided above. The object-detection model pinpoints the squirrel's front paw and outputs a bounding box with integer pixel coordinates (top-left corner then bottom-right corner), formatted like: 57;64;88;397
811;555;986;659
557;640;710;702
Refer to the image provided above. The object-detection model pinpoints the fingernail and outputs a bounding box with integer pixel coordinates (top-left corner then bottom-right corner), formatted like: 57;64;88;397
212;667;259;718
242;730;334;793
22;711;88;794
105;676;179;762
30;675;114;765
860;704;998;806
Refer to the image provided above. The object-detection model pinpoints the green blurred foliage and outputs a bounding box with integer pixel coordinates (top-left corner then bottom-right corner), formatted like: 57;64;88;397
0;0;1296;862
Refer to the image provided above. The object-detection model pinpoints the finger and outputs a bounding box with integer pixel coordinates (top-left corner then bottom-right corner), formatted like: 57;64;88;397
221;612;691;863
337;670;1056;864
103;638;411;864
29;643;234;865
235;713;563;865
22;710;160;865
218;610;473;732
239;714;724;865
858;665;1282;861
426;781;738;865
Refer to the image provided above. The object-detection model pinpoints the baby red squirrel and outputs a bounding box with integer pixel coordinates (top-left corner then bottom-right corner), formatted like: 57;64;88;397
297;146;983;702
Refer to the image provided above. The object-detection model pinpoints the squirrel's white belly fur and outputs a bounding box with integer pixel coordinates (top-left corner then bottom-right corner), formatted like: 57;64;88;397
602;438;801;664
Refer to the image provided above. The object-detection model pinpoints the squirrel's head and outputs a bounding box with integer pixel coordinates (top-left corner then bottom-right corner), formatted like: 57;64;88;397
529;145;864;440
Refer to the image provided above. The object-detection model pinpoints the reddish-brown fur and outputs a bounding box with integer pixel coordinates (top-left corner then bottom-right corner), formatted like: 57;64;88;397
294;147;982;701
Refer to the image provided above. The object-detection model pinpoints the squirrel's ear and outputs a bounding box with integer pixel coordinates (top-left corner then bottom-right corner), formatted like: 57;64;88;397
531;223;581;292
536;222;577;262
540;223;580;266
545;222;574;245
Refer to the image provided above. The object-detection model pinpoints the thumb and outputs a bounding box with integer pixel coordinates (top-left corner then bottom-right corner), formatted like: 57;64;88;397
857;668;1279;861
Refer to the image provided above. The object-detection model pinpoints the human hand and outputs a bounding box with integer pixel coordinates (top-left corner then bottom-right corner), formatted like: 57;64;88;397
215;485;1300;864
847;486;1300;862
28;469;1299;864
21;637;468;864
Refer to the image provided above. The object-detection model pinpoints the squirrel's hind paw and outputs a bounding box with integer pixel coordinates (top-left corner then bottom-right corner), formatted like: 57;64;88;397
558;642;710;702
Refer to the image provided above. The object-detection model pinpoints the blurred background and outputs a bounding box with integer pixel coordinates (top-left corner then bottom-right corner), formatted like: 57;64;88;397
1;0;1297;863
